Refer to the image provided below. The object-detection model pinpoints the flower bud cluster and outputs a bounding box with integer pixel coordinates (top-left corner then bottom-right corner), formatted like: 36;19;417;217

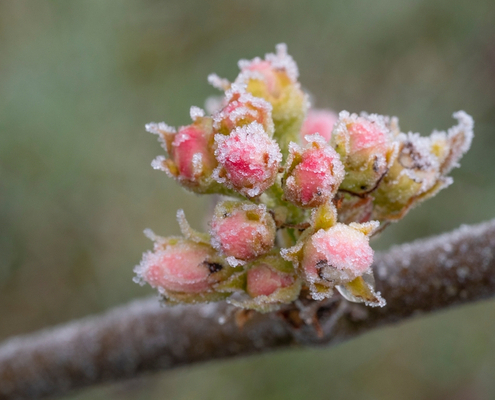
136;44;473;312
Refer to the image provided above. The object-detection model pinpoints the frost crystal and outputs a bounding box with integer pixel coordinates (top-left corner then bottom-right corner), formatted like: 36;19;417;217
137;44;474;313
189;106;205;120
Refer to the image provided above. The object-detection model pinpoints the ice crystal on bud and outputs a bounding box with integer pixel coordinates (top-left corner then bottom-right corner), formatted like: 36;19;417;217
283;135;344;208
213;122;282;198
190;106;205;120
207;73;231;91
138;43;473;313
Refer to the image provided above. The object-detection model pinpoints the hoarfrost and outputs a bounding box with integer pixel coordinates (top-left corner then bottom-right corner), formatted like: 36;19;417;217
151;156;168;171
189;106;205;120
438;110;474;174
237;43;299;84
207;73;230;91
204;95;225;115
265;43;299;82
145;122;176;135
225;256;245;267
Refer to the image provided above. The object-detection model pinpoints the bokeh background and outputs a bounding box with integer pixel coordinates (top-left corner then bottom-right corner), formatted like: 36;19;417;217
1;1;495;399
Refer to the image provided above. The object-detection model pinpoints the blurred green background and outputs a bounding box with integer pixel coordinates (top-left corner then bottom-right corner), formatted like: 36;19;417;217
1;1;495;399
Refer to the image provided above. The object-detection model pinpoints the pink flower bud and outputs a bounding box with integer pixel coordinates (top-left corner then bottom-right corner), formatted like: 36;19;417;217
245;60;280;94
234;44;308;157
235;44;300;105
301;223;376;291
172;124;215;179
134;239;224;294
213;84;274;136
301;109;338;144
148;116;217;192
332;111;398;194
237;44;299;99
347;117;389;154
213;122;282;198
283;135;344;208
210;201;276;261
246;264;294;297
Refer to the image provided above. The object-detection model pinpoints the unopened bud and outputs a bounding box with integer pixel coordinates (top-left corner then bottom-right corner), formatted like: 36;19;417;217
210;201;276;262
147;115;217;193
300;221;378;300
213;84;274;137
235;44;308;157
213;122;282;198
283;134;344;208
246;264;294;297
134;238;226;296
224;253;301;312
331;111;398;195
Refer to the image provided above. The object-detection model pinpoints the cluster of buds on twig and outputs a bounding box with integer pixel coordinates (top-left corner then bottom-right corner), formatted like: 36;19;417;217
134;44;474;312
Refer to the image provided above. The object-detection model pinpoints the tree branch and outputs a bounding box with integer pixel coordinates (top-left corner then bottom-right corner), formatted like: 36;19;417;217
1;219;495;400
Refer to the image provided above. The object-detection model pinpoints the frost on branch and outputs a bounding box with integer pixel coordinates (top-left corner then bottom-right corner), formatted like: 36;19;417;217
137;44;473;313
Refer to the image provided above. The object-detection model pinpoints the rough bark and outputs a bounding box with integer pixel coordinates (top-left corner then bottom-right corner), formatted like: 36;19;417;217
1;219;495;400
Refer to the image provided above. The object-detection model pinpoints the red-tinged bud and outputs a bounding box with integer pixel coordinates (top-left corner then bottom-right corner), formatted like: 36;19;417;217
300;222;378;300
213;84;274;137
210;201;276;262
246;264;294;297
213;122;282;198
221;253;301;312
301;109;338;144
235;44;308;157
147;114;218;193
331;111;398;195
283;135;344;208
134;238;225;295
